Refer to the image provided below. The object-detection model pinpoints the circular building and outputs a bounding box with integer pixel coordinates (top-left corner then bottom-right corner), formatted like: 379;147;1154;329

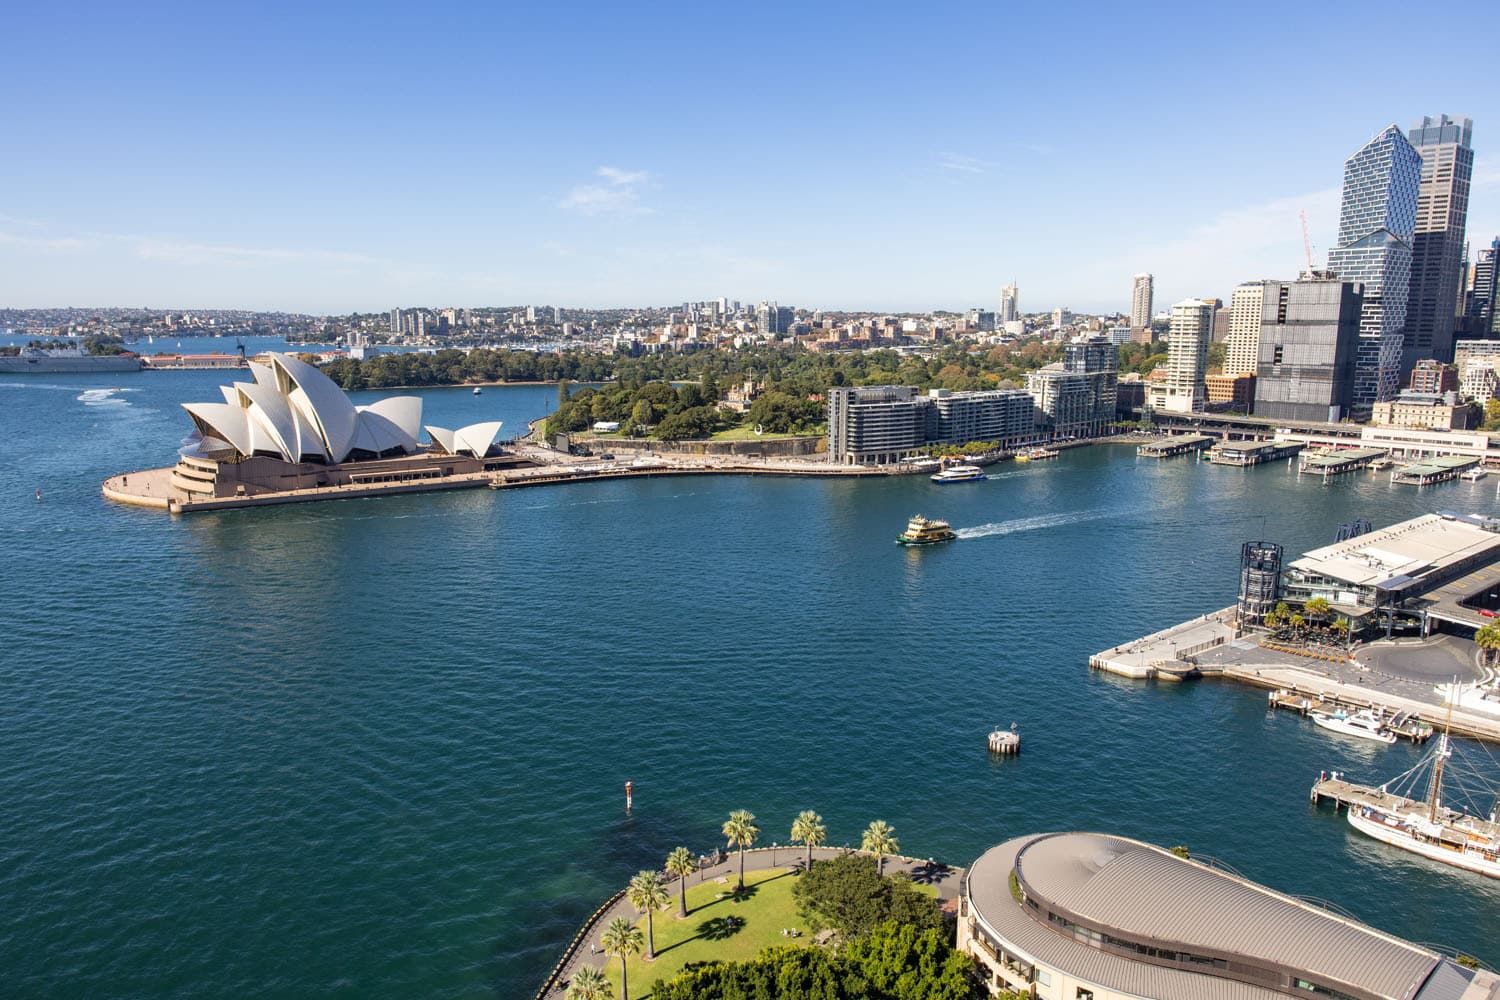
959;832;1493;1000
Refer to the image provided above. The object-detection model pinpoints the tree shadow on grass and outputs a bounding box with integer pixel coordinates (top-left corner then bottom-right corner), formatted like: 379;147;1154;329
656;914;745;956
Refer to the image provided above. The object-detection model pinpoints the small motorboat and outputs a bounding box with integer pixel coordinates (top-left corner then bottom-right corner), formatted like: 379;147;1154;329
473;386;483;395
1310;708;1396;744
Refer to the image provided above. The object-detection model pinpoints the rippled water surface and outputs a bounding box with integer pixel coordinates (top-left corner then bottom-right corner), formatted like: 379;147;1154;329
3;375;1498;997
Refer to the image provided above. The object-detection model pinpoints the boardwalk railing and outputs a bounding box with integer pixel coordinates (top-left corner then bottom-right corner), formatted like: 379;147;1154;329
530;887;627;1000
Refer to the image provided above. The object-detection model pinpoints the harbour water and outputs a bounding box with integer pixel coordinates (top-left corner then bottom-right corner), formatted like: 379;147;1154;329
3;376;1499;997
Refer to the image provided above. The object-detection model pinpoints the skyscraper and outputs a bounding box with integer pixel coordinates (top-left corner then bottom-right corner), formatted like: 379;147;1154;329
1403;115;1473;368
1252;278;1364;423
1000;283;1019;324
1130;274;1154;329
1157;299;1213;413
1225;282;1269;376
1326;124;1422;408
1467;238;1500;335
390;308;400;335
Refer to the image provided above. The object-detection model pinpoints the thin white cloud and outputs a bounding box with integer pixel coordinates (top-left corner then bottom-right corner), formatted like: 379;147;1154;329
559;165;654;216
936;153;986;175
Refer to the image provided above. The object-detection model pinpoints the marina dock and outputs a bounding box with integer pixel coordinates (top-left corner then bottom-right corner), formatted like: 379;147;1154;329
1267;688;1433;742
1392;455;1478;486
1309;774;1422;813
1298;447;1389;478
1207;440;1304;466
1136;434;1215;459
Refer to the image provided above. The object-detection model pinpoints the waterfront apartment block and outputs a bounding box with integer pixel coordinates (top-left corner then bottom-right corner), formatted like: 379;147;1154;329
1404;115;1473;368
1252;278;1363;423
825;385;1040;464
826;385;931;464
959;831;1495;1000
1152;299;1212;413
1027;335;1118;436
1409;358;1459;394
1326;124;1422;408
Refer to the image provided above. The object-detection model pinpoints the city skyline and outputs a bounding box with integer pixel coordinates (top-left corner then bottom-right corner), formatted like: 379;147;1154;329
5;3;1500;315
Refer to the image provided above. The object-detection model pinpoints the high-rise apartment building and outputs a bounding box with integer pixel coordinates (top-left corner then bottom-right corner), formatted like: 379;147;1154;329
1000;284;1019;324
1252;278;1364;423
390;308;401;335
1225;282;1269;376
1156;299;1213;413
1404;115;1473;368
1326;124;1422;408
1130;274;1154;330
825;386;1037;464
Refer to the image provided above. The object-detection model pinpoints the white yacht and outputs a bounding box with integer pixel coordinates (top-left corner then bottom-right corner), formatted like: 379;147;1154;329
1460;466;1488;482
1310;708;1397;744
931;463;987;484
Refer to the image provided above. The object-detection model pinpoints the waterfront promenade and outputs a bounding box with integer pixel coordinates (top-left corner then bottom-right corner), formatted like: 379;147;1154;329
535;846;964;999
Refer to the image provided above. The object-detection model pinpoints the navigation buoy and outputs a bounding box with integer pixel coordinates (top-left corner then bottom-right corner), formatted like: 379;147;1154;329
625;780;633;812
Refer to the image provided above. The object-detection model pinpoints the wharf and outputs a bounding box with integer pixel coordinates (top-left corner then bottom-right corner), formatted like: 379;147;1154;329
1136;434;1215;459
1298;447;1389;477
1309;776;1424;813
1392;455;1478;486
489;460;892;489
1089;610;1236;678
1207;440;1304;466
1267;688;1433;742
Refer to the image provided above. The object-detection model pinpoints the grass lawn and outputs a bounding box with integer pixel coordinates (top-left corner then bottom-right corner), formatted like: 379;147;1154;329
600;866;809;998
708;425;823;441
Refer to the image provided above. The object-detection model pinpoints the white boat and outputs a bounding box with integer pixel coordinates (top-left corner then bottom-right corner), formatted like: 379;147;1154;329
1460;467;1488;482
931;463;987;484
1344;733;1500;879
1310;708;1397;744
473;387;483;395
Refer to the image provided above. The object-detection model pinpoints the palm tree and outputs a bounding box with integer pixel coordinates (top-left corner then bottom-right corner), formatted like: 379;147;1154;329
722;809;759;890
862;820;899;876
1289;613;1306;634
567;965;609;1000
599;916;644;999
1304;597;1331;623
790;810;827;873
664;846;696;917
626;870;669;959
1477;621;1500;665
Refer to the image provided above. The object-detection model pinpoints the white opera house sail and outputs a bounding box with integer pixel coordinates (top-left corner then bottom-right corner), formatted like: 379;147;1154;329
168;353;508;502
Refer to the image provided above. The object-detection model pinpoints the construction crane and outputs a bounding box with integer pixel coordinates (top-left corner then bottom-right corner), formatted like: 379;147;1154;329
1299;209;1318;276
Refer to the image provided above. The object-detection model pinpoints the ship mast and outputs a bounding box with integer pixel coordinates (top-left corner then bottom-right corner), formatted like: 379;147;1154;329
1428;680;1456;824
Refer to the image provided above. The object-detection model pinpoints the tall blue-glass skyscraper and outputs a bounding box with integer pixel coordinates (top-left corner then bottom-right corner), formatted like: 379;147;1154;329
1404;115;1473;368
1326;124;1422;407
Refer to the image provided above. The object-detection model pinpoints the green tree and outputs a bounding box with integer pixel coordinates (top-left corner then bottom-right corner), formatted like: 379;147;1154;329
1289;613;1306;633
722;809;759;890
557;378;571;407
1476;621;1500;665
792;853;943;939
1304;597;1331;623
599;916;644;999
626;869;670;959
1484;398;1500;432
1332;616;1350;638
630;398;655;428
567;965;610;1000
665;846;696;918
862;820;899;876
791;810;827;873
844;921;983;1000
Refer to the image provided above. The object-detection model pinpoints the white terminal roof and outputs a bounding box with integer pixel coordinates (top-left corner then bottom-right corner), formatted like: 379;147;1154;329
1287;513;1500;589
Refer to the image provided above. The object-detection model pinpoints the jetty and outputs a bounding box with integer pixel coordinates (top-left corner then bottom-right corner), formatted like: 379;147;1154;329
1207;440;1304;466
1298;447;1389;478
1267;688;1433;742
1309;773;1425;813
488;459;891;490
1136;434;1214;459
1392;455;1478;486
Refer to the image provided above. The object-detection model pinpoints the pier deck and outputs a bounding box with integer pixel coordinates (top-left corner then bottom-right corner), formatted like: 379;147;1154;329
1136;434;1214;458
1298;447;1389;477
1207;440;1304;466
1392;455;1478;486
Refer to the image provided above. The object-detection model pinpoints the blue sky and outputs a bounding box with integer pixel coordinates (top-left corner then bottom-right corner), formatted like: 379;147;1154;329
5;0;1500;315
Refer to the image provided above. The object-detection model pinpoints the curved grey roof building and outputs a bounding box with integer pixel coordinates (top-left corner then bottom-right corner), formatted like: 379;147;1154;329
959;832;1496;1000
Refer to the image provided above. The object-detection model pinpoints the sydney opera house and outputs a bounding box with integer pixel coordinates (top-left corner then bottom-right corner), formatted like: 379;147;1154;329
157;353;523;505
